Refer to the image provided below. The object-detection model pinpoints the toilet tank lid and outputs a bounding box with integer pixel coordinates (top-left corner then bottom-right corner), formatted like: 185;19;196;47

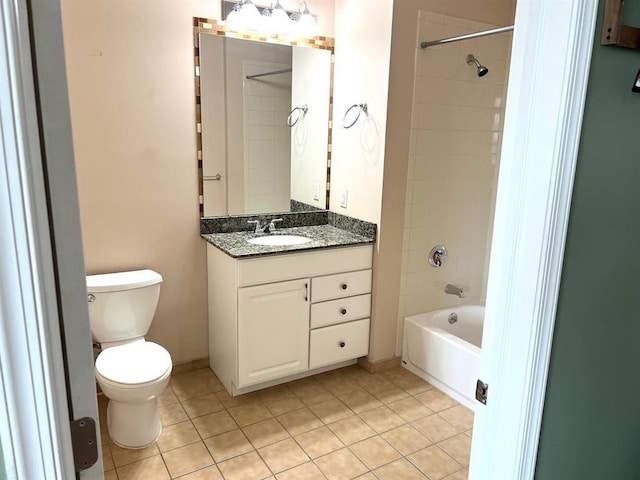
86;269;162;293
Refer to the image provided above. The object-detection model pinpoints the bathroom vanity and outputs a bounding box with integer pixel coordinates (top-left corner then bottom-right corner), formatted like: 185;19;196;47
202;214;375;396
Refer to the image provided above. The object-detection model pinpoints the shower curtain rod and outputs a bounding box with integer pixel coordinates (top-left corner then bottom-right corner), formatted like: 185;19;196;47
245;68;292;80
420;25;514;49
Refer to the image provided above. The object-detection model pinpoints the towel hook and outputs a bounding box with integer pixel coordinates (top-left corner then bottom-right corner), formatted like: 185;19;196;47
287;104;308;127
343;103;368;129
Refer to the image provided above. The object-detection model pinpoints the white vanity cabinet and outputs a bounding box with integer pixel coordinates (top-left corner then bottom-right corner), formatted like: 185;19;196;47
207;243;373;395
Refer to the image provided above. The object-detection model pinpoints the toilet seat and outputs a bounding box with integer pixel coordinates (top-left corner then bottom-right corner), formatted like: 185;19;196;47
95;341;171;385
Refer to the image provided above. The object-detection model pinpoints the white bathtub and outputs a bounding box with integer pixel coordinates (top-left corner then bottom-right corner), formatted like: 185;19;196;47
402;304;483;409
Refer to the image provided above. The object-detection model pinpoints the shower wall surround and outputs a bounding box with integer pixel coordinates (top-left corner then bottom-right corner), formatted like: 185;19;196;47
397;12;512;351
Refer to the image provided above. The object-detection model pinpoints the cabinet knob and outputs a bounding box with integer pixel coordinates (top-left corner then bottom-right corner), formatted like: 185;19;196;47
341;308;347;315
339;341;346;348
341;283;348;290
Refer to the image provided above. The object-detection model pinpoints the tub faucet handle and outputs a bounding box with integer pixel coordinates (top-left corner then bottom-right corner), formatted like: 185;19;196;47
428;245;448;268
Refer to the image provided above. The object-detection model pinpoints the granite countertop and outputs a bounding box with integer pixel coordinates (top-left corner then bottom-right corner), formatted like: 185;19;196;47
201;225;374;258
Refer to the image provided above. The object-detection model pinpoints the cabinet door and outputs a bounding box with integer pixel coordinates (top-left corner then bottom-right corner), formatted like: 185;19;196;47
238;279;310;387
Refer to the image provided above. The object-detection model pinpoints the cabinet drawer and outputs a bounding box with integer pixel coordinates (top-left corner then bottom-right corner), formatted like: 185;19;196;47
310;294;371;328
311;270;372;303
309;318;370;369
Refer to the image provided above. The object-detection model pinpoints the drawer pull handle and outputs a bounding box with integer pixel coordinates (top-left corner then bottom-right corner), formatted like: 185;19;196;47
341;283;348;290
339;341;346;348
341;308;347;315
304;283;308;302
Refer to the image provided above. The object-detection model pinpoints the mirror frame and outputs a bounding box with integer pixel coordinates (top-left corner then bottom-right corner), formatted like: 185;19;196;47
193;17;335;216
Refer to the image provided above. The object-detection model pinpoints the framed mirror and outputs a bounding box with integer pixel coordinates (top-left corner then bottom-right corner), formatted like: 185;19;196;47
194;18;334;217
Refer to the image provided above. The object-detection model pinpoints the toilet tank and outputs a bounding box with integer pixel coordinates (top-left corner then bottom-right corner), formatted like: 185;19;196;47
86;270;162;344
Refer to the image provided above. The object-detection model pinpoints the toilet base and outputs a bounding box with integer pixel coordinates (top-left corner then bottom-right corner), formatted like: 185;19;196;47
106;397;162;449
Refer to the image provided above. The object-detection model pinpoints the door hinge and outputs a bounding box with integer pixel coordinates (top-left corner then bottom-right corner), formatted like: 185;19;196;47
70;417;98;472
476;379;489;405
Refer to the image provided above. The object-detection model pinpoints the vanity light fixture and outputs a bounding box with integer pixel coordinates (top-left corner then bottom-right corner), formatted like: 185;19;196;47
223;0;318;38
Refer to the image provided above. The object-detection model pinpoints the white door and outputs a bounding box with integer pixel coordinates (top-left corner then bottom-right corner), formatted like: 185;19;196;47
238;279;310;386
0;0;101;478
468;1;598;478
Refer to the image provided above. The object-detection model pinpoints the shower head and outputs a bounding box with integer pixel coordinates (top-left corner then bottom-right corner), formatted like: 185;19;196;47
467;54;489;77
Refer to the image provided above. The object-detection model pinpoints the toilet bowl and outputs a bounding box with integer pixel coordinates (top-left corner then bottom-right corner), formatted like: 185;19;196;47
95;339;172;448
87;269;173;449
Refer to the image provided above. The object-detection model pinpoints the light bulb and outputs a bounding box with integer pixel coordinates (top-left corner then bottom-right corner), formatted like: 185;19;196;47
238;0;262;31
225;3;242;31
261;5;275;34
269;1;294;36
296;1;318;38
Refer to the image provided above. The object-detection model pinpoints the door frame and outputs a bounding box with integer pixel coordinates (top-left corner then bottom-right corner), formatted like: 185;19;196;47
469;0;598;478
0;0;75;477
0;0;100;478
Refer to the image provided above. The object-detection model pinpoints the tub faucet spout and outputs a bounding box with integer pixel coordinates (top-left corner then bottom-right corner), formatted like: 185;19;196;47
445;284;465;298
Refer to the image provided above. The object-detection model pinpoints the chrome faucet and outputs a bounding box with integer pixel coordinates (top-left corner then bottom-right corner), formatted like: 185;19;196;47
247;218;283;234
445;284;465;298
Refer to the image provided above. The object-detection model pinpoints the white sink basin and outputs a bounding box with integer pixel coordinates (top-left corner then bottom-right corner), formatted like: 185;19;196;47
248;235;312;246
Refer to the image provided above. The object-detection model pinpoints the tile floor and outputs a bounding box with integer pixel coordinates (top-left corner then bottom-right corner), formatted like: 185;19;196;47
99;365;473;480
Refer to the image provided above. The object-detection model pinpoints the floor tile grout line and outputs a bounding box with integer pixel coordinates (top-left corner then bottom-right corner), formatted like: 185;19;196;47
433;441;467;470
347;433;404;472
404;441;465;479
251;441;277;478
288;423;344;464
160;384;217;477
156;443;173;479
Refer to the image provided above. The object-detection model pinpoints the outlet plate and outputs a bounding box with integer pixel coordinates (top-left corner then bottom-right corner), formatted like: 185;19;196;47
313;183;320;201
340;190;348;208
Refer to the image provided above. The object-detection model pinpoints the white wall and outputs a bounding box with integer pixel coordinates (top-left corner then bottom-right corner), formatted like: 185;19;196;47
328;0;393;224
61;0;220;364
290;47;332;208
396;12;511;353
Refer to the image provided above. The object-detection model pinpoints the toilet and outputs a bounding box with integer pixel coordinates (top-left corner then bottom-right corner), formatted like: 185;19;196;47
86;269;172;449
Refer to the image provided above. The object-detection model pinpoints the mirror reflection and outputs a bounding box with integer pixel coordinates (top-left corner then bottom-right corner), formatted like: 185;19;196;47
198;31;332;217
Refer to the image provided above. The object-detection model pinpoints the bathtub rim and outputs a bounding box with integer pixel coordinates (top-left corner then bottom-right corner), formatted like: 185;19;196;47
404;303;485;349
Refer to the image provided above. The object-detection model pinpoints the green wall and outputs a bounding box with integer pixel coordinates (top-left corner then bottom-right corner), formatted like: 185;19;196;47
0;438;5;480
535;2;640;478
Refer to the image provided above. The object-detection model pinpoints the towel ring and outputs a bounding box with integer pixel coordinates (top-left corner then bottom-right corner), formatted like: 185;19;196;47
287;104;308;127
343;103;368;129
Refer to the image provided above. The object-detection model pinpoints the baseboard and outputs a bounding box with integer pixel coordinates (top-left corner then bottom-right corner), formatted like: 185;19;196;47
171;357;210;375
231;359;357;396
358;355;402;373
